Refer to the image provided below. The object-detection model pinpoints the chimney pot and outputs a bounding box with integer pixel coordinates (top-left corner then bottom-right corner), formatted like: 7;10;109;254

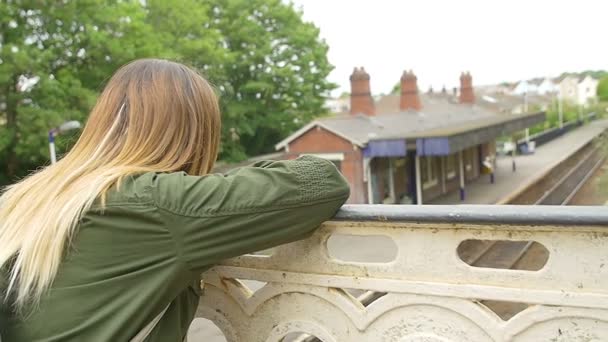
349;66;375;116
400;69;422;111
459;71;475;104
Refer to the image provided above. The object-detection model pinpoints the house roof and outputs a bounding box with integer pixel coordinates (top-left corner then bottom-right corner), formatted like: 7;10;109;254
554;74;597;84
528;77;544;86
476;93;553;112
554;75;569;83
276;92;545;150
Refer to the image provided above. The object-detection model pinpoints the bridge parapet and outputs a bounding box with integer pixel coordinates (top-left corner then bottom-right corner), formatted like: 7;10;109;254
196;205;608;341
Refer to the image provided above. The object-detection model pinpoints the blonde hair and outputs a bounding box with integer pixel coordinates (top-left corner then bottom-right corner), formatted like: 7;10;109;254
0;59;221;309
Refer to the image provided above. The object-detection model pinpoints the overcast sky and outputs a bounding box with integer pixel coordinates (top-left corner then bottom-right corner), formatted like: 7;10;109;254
291;0;608;96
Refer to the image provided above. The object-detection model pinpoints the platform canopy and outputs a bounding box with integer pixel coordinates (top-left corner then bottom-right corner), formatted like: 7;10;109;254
360;111;545;157
276;92;546;159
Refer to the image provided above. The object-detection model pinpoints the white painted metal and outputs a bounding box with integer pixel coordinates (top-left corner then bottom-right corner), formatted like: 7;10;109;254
415;155;422;205
58;120;81;132
300;153;345;161
49;141;57;164
193;214;608;341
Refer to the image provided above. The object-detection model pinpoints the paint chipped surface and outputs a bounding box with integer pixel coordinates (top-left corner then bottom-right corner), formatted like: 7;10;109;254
190;208;608;341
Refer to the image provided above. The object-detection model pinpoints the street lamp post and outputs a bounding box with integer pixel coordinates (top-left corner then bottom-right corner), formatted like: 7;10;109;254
49;120;81;164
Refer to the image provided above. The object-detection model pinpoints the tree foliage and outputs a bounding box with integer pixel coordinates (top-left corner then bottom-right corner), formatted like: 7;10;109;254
204;0;335;160
0;0;165;182
559;70;608;80
0;0;334;183
598;76;608;102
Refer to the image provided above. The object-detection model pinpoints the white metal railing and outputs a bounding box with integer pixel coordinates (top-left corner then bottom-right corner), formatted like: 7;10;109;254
193;205;608;341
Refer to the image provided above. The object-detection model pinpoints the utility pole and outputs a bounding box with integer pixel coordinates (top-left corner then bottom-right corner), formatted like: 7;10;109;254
511;136;517;172
558;94;564;129
524;91;530;143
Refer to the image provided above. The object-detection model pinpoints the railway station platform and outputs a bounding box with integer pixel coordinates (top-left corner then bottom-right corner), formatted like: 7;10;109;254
429;119;608;205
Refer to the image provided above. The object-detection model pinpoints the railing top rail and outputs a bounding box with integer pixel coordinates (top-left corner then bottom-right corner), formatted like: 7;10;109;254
335;204;608;226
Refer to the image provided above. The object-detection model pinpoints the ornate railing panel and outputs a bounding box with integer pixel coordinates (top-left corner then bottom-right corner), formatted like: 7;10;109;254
194;205;608;341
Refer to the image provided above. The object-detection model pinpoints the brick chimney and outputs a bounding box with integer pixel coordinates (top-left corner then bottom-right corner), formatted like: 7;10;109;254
459;71;475;104
400;70;421;111
350;67;375;116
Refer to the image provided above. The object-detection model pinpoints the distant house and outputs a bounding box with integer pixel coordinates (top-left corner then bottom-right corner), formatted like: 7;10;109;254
537;78;558;95
556;75;598;106
275;68;545;204
557;76;580;104
475;83;512;95
324;96;350;114
577;75;599;106
477;92;553;115
511;80;538;95
510;77;557;96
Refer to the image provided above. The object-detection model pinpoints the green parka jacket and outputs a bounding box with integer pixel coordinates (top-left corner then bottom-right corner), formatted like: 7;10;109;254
0;155;350;341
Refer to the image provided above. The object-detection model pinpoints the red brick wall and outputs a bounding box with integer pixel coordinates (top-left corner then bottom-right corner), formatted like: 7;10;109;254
400;71;422;111
285;126;365;203
350;67;375;116
285;128;492;204
459;72;475;104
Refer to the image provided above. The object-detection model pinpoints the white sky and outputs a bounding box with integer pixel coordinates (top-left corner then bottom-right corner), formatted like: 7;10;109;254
291;0;608;96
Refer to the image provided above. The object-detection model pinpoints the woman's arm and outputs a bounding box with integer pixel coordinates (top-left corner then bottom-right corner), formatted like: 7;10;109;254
151;155;350;271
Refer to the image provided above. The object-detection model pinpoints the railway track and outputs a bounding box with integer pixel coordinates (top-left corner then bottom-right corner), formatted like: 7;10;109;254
458;140;606;320
534;145;605;205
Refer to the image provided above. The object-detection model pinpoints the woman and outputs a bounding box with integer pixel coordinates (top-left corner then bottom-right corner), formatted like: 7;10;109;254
0;59;350;341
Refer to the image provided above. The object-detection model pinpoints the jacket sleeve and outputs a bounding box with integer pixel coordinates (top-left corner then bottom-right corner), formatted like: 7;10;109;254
151;155;350;271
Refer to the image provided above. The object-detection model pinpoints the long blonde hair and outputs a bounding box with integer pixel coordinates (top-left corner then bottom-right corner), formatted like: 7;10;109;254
0;59;221;309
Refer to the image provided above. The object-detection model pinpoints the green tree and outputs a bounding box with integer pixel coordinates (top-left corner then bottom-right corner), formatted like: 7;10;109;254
0;0;335;183
559;70;608;80
204;0;336;160
144;0;225;73
0;0;164;183
598;76;608;102
390;82;400;94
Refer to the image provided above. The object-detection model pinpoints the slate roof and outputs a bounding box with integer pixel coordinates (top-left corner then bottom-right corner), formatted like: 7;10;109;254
276;92;545;150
